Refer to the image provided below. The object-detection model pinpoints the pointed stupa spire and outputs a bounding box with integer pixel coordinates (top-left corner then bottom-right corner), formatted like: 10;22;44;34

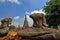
23;15;29;29
17;25;22;31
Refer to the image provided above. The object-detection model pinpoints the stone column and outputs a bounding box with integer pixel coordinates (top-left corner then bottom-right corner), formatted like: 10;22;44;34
42;15;46;26
33;18;38;27
38;17;43;27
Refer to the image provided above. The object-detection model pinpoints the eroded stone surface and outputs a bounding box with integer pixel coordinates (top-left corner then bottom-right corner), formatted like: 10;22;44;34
0;18;12;37
30;13;46;27
1;18;12;28
18;27;60;40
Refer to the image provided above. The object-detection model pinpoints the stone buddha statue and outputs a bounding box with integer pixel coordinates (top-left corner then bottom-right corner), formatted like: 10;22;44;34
30;13;46;27
0;18;12;37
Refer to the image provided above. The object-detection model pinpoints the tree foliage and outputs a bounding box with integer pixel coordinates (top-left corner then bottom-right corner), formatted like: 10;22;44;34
9;25;16;30
44;0;60;28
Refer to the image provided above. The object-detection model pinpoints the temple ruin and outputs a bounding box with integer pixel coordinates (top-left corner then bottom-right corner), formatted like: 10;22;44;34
23;15;29;29
30;13;46;27
17;25;22;31
1;18;12;28
0;18;12;37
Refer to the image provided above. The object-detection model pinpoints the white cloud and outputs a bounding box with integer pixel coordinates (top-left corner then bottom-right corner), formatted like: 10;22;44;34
0;0;6;2
27;15;33;27
11;22;23;27
23;15;33;27
13;16;20;20
26;11;30;15
11;16;21;27
8;0;20;5
0;22;1;25
11;22;20;27
31;9;46;15
0;0;20;5
26;9;46;15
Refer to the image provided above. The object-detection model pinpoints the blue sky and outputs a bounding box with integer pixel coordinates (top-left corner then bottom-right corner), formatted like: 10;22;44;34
0;0;49;27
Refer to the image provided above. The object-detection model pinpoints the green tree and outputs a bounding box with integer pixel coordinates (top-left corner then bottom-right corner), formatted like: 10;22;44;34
44;0;60;28
9;25;16;30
